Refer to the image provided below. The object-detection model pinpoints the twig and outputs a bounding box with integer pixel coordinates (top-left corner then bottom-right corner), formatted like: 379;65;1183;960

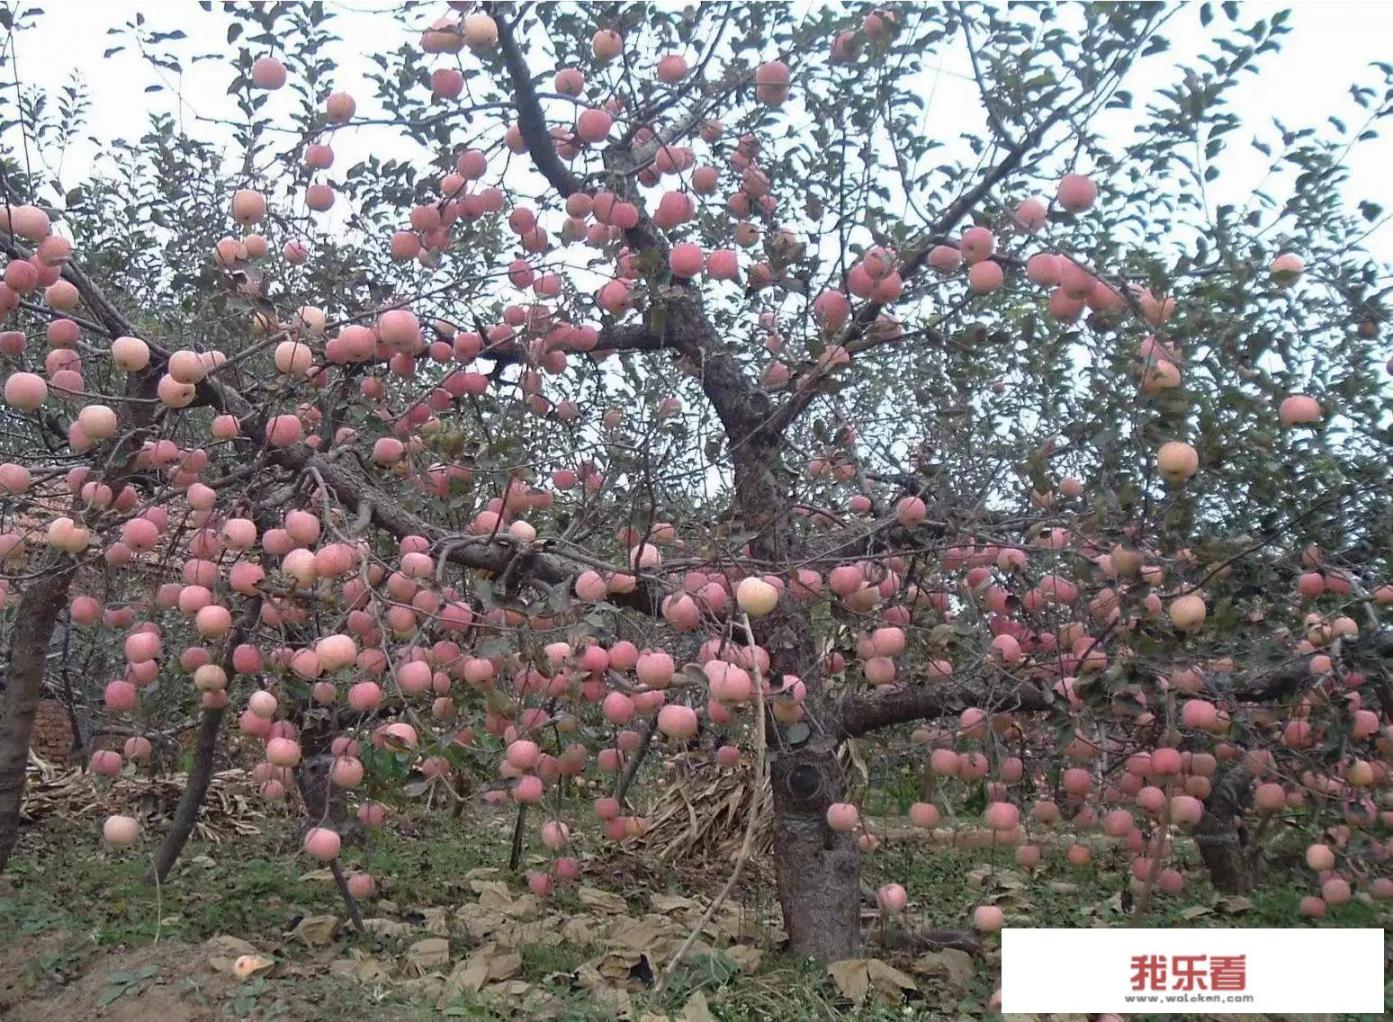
613;716;657;806
508;803;528;871
656;613;767;994
329;859;366;933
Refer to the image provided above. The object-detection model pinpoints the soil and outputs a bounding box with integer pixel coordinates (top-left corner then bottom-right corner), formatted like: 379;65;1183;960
0;937;236;1022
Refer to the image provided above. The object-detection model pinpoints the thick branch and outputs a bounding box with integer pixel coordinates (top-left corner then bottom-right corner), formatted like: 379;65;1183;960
838;629;1393;738
838;675;1050;739
490;4;579;198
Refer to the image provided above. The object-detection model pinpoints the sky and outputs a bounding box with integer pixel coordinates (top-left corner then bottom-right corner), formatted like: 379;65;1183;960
6;0;1393;270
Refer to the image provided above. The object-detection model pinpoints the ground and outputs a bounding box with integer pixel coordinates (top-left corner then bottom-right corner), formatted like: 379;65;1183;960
3;781;1390;1021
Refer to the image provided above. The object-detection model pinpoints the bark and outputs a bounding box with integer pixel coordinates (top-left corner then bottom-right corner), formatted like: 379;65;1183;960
148;703;226;881
735;433;863;958
508;803;528;871
769;737;862;960
0;558;79;872
1194;764;1255;894
149;599;260;882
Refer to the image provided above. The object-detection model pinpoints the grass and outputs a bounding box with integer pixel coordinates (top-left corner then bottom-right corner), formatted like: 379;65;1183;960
3;805;1389;1021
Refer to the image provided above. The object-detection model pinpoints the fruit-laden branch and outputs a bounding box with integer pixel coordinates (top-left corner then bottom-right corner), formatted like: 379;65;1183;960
274;445;668;616
836;629;1393;738
6;210;678;622
767;107;1071;436
490;7;774;446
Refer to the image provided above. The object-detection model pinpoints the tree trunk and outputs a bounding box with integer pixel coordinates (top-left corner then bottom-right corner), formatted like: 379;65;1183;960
149;598;260;882
148;704;225;881
1194;764;1255;893
733;435;863;959
770;737;862;960
0;558;79;872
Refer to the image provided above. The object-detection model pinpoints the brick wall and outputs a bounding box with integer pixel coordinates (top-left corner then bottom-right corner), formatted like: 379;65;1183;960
31;699;74;764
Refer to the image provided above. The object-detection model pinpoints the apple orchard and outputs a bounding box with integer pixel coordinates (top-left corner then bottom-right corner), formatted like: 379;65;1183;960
0;0;1392;965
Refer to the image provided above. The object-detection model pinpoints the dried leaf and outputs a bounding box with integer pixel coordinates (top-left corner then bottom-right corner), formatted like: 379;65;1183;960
329;953;392;984
363;917;413;939
299;868;335;882
827;959;871;1003
649;893;698;914
447;942;521;996
865;958;919;1001
1216;895;1252;914
407;936;451;972
596;949;645;981
471;879;515;910
446;957;491;996
578;886;628;913
682;990;719;1022
1178;905;1213;921
724;944;763;972
608;916;681;954
911;948;974;991
290;914;339;945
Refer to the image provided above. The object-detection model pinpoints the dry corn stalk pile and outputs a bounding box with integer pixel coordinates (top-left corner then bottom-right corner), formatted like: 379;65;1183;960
20;751;267;842
637;759;774;865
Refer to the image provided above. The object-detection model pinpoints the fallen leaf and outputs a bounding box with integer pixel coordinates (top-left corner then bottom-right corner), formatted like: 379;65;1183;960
578;886;629;913
1178;905;1213;921
596;949;645;981
446;943;521;996
724;944;763;972
363;917;413;939
561;914;604;946
608;916;681;955
682;990;718;1022
419;906;452;935
830;958;919;1005
870;959;918;1002
911;948;974;991
299;868;336;882
329;953;392;984
1216;895;1251;914
446;957;490;996
205;935;259;976
649;893;698;914
471;879;515;910
290;914;339;945
967;866;1024;891
407;936;451;972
